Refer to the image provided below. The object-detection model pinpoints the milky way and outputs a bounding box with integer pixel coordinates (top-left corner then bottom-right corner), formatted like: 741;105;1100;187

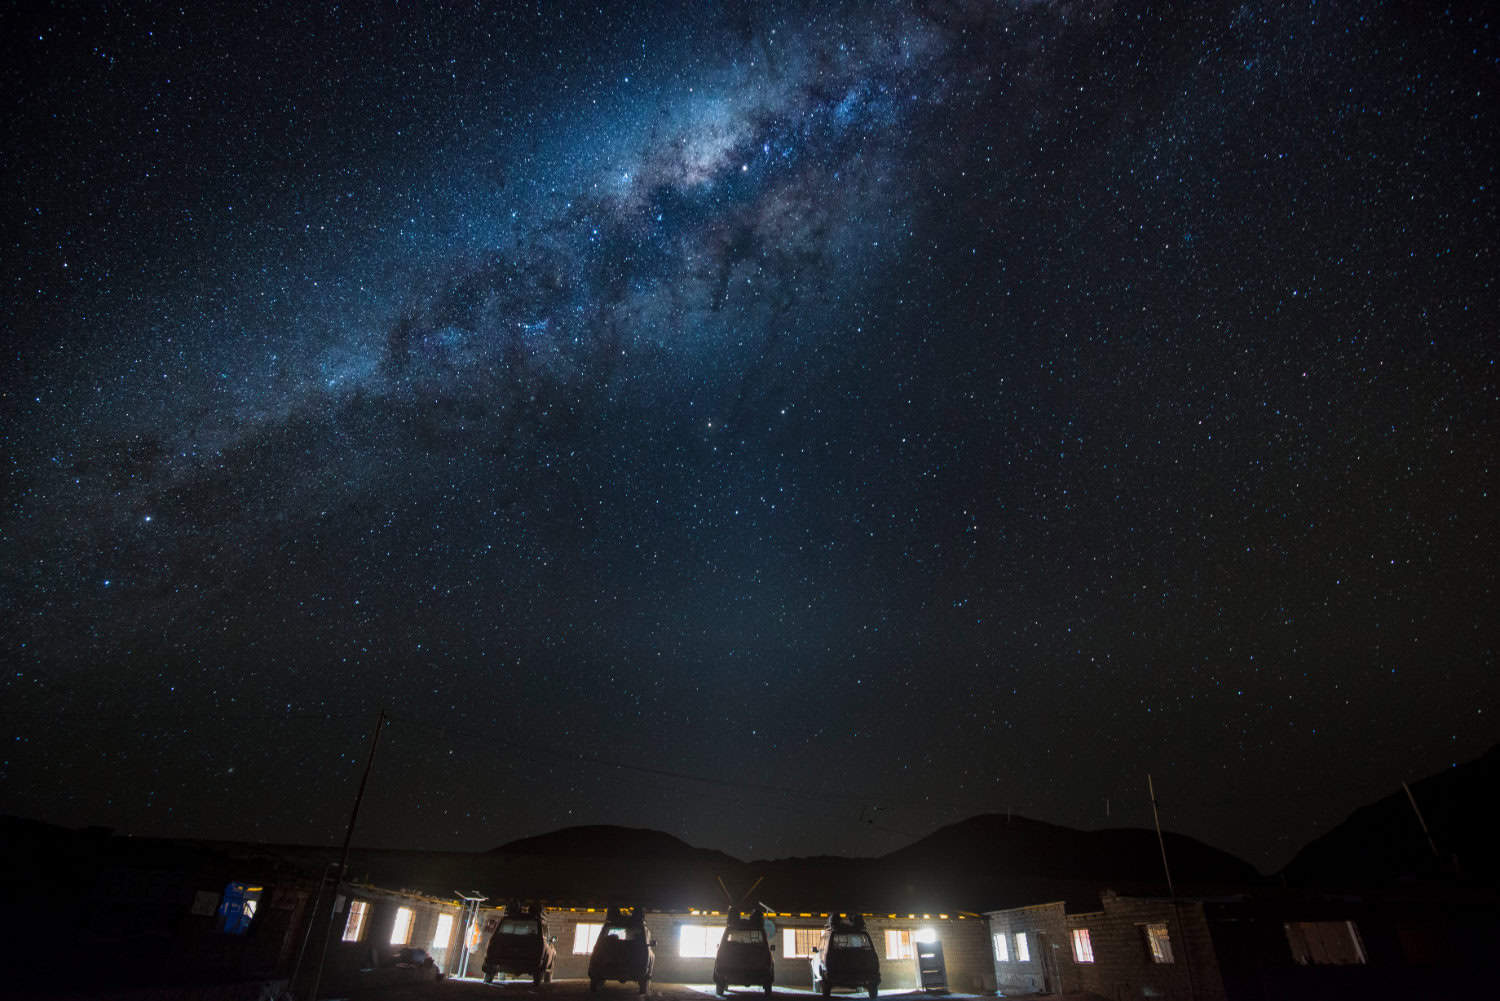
3;1;1495;867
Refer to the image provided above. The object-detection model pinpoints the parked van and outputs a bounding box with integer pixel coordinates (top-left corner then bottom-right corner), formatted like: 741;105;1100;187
811;914;879;998
588;905;655;994
713;906;774;995
482;903;557;984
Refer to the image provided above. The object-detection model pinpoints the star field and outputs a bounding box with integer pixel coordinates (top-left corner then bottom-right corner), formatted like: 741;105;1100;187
2;1;1495;868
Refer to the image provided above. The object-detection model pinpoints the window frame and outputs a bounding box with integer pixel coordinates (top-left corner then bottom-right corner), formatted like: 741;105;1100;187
432;913;455;950
784;927;821;958
343;900;369;942
574;921;604;955
390;906;415;945
1141;922;1175;964
884;928;914;961
679;923;726;959
1284;920;1368;966
992;932;1010;963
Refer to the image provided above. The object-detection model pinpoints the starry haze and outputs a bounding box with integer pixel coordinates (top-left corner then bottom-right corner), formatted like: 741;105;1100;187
3;1;1495;870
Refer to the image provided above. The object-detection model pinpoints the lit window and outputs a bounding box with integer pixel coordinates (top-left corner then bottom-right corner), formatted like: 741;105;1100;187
1071;929;1095;964
343;900;369;942
993;933;1009;963
914;928;938;944
1285;921;1367;966
679;924;725;958
432;913;455;950
885;929;914;960
1142;923;1174;964
574;922;604;955
1014;932;1030;963
784;928;822;958
391;906;415;945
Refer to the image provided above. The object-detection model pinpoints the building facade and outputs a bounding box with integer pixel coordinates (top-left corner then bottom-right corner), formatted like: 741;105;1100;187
454;905;995;993
986;888;1496;1001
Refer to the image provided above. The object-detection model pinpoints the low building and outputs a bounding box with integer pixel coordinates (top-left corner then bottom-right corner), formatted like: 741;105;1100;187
986;887;1497;1001
9;815;1492;1000
457;906;994;992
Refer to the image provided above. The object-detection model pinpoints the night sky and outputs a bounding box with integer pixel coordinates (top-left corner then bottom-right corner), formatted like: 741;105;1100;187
3;1;1495;872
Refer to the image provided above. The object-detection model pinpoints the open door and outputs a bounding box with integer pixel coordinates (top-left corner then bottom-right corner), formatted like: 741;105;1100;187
1035;932;1061;994
916;937;947;992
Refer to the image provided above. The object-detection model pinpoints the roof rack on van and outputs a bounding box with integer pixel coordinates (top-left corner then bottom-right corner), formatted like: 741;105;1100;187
725;904;769;928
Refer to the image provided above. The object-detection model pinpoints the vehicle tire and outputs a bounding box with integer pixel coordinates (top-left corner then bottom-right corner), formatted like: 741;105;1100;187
764;982;774;995
867;985;877;999
715;980;727;996
591;979;602;992
638;976;650;996
821;979;832;998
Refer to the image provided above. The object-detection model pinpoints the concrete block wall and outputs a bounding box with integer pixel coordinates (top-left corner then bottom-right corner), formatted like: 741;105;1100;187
323;886;461;988
985;901;1072;996
472;908;987;990
929;913;998;993
1064;893;1227;1001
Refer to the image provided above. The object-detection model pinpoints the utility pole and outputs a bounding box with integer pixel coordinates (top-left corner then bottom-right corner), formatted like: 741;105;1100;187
304;709;387;1000
284;861;339;999
1147;773;1197;1000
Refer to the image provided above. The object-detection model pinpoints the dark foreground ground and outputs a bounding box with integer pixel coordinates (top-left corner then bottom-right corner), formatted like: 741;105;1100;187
331;981;1016;1001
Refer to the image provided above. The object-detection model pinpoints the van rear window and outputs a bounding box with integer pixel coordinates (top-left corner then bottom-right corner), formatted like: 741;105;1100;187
832;933;872;949
501;919;539;935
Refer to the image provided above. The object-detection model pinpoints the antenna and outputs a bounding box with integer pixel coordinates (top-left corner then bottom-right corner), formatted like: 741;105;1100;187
306;709;387;1001
1402;781;1442;862
1146;773;1198;1000
716;875;767;914
737;876;765;909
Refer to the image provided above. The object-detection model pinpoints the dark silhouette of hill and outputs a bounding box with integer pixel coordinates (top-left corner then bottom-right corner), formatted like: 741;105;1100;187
883;813;1258;880
475;816;1260;913
851;813;1260;912
490;824;740;866
1;812;1262;914
1279;743;1498;887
